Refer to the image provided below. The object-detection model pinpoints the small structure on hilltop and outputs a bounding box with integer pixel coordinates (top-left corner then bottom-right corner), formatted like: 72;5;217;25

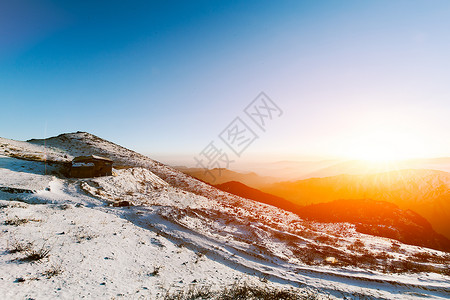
70;155;113;178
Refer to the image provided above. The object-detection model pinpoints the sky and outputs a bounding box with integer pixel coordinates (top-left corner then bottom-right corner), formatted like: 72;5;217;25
1;0;449;166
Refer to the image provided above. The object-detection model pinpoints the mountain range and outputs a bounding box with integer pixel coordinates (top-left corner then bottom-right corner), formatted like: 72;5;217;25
0;132;449;299
182;165;450;241
261;170;450;240
214;181;450;252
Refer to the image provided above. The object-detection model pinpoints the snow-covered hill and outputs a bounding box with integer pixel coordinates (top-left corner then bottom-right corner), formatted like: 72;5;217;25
1;132;449;299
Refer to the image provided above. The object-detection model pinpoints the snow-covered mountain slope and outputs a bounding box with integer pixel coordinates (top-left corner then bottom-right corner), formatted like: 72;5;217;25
1;132;450;299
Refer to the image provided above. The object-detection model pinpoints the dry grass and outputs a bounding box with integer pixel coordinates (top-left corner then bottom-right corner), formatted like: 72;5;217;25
4;217;30;226
42;263;64;278
148;266;161;277
7;240;34;254
20;245;51;263
163;282;319;300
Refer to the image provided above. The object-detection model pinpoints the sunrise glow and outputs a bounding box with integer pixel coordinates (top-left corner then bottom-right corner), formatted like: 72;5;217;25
325;116;436;165
345;131;414;162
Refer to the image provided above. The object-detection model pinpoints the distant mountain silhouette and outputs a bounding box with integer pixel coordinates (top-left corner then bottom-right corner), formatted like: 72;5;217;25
262;169;450;240
178;167;276;188
214;181;302;213
179;158;450;183
297;199;450;252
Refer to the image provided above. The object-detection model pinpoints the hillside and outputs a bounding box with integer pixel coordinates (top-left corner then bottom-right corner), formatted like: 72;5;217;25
262;170;450;240
298;199;450;252
0;132;449;299
215;180;450;252
214;181;302;213
177;167;276;188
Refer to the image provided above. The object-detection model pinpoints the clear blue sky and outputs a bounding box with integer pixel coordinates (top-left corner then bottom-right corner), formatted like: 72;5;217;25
1;1;449;164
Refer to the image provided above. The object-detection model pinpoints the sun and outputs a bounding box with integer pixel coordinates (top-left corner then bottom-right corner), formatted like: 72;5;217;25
346;131;402;162
338;127;427;164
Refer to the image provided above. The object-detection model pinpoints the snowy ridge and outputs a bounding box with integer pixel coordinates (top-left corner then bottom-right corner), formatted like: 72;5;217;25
0;132;449;299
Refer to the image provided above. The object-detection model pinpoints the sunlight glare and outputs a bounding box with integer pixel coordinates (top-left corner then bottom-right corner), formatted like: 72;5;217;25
341;127;424;163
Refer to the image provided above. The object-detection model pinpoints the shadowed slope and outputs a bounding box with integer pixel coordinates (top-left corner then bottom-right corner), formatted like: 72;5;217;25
298;199;450;252
214;181;302;213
